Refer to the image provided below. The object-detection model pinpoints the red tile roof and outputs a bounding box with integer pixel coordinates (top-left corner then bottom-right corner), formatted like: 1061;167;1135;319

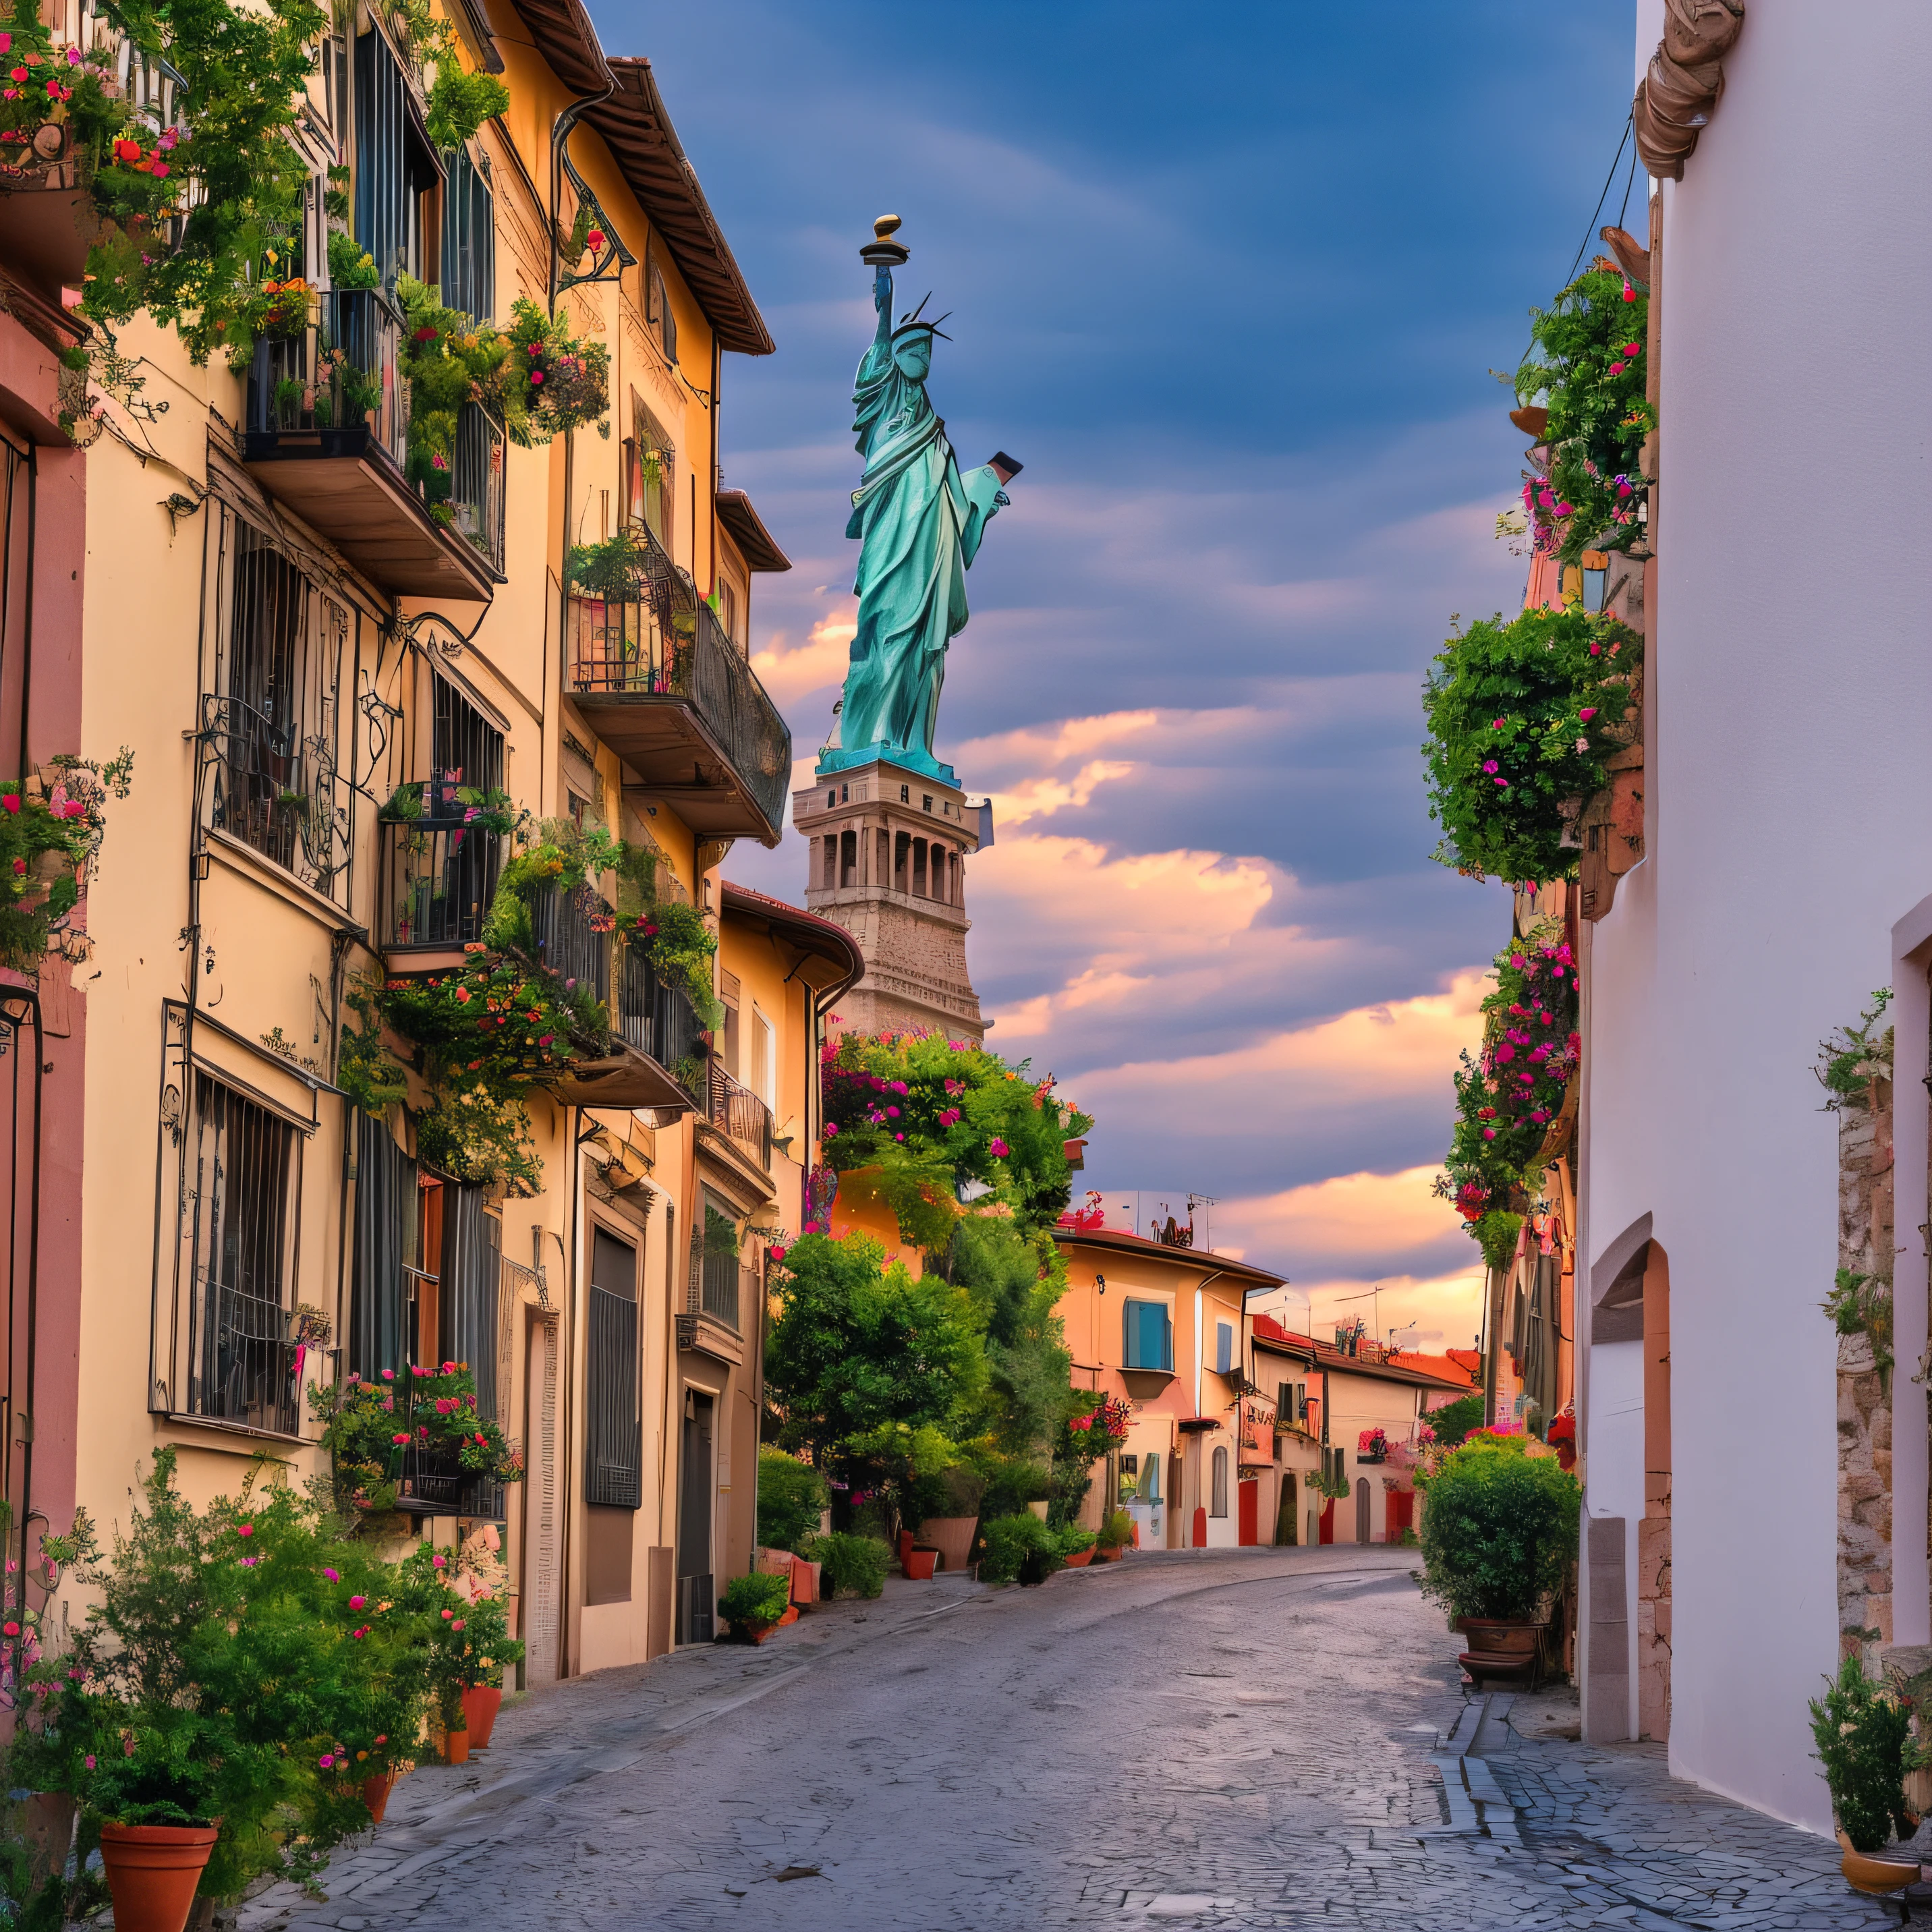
1050;1223;1287;1288
1249;1313;1474;1392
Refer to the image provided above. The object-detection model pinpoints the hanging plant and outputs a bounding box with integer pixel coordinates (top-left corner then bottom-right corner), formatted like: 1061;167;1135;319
624;897;721;1031
0;750;134;971
1513;262;1654;566
507;297;610;441
1423;604;1641;885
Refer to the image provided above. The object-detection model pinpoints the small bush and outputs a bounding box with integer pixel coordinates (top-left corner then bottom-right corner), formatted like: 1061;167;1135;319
1810;1656;1913;1852
911;1458;986;1524
1417;1440;1580;1624
972;1452;1052;1522
804;1531;890;1600
717;1571;792;1632
977;1513;1062;1587
1098;1507;1134;1550
1056;1525;1097;1556
756;1448;828;1553
1427;1393;1485;1448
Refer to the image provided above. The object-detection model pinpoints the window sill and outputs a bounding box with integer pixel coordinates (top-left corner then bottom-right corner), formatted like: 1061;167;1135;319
161;1410;311;1451
205;828;364;935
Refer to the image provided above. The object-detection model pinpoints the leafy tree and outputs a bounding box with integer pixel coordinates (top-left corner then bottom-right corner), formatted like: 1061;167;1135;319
946;1216;1075;1456
756;1447;829;1552
1426;1392;1485;1448
1415;1437;1579;1625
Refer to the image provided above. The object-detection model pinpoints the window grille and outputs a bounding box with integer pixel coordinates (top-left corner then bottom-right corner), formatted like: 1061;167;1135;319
355;29;441;289
441;1184;499;1413
202;517;349;904
350;1111;415;1380
440;143;494;322
585;1228;642;1508
1123;1299;1172;1371
183;1073;302;1435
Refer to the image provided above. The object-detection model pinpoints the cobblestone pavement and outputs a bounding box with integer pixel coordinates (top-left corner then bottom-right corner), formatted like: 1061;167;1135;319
233;1546;1919;1931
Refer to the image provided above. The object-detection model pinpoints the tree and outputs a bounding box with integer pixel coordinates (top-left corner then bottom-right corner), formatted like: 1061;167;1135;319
764;1232;986;1472
1427;1392;1485;1448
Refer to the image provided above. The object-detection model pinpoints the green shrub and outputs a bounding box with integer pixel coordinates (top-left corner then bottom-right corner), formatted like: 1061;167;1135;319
977;1513;1061;1587
718;1572;793;1633
1098;1508;1134;1550
910;1456;986;1524
973;1452;1051;1521
1416;1442;1579;1624
1427;1393;1486;1448
1809;1656;1914;1853
803;1531;890;1600
756;1448;828;1553
1056;1525;1097;1556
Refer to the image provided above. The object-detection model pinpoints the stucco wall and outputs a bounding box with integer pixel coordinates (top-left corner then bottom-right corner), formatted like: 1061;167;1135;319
1582;0;1932;1827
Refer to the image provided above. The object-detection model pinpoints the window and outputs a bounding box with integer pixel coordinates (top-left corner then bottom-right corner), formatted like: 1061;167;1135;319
350;1112;416;1380
1215;1322;1234;1375
440;1185;501;1418
826;789;836;809
921;795;933;814
439;142;494;322
646;251;678;363
355;28;441;289
398;675;507;945
631;397;674;546
1143;1454;1162;1503
1123;1299;1172;1371
184;1073;301;1434
1277;1380;1295;1423
900;784;909;803
1210;1445;1228;1517
212;522;347;899
699;1199;740;1330
586;1228;642;1508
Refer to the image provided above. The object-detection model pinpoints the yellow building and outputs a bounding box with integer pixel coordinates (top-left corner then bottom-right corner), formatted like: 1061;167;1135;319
0;0;845;1678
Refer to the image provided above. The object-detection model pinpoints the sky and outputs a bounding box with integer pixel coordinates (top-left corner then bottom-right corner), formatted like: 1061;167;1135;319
590;0;1637;1353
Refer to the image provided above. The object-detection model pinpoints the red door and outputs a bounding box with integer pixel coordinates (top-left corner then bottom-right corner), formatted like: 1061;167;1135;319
1389;1490;1415;1540
1237;1479;1258;1546
1318;1498;1335;1545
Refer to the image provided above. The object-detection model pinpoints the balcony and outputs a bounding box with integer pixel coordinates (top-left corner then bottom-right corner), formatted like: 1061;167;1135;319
679;1259;752;1367
706;1062;772;1170
525;882;704;1114
379;816;503;953
242;288;499;605
565;519;791;844
201;692;351;909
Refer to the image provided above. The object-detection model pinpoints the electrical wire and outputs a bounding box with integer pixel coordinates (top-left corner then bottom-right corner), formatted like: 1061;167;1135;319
1563;113;1634;288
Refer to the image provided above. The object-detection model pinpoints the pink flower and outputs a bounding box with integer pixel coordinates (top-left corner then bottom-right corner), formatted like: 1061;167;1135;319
441;1608;453;1620
1481;760;1498;774
452;1618;465;1630
1578;708;1597;721
884;1106;899;1117
239;1556;258;1568
1622;282;1637;302
1607;362;1624;376
324;1567;340;1582
320;1753;335;1768
1491;718;1506;730
380;1368;395;1380
83;1754;94;1769
989;1137;1010;1158
391;1432;410;1446
349;1595;367;1610
1481;1128;1497;1140
237;1523;254;1538
432;1554;447;1568
769;1245;787;1262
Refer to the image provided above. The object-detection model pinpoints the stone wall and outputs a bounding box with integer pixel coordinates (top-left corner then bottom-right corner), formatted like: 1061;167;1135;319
1837;1070;1894;1669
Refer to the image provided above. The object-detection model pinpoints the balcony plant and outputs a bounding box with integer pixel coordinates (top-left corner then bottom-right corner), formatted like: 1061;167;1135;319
1357;1427;1388;1463
380;774;521;839
311;1363;521;1518
1809;1657;1917;1892
1422;604;1641;887
1512;262;1653;567
0;751;134;971
1057;1524;1098;1568
718;1570;793;1645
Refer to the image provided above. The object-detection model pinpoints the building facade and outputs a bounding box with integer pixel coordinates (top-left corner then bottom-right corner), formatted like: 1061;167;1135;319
0;0;851;1682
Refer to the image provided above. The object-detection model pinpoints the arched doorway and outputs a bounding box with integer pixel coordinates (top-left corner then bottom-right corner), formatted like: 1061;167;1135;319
1355;1476;1371;1543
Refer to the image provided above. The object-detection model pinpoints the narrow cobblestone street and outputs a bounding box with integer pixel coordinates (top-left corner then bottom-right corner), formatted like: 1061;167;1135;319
235;1548;1909;1932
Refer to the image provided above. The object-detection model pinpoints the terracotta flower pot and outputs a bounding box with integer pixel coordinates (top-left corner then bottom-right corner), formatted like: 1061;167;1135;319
917;1516;978;1574
361;1772;399;1823
904;1546;938;1581
442;1723;471;1765
790;1556;820;1607
1095;1543;1125;1563
1459;1618;1538;1656
1840;1844;1920;1895
96;1821;219;1932
1063;1547;1094;1568
776;1603;799;1628
897;1528;917;1570
460;1683;502;1751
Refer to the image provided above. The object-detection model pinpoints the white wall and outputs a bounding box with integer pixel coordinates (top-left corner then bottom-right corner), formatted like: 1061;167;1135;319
1582;1;1932;1827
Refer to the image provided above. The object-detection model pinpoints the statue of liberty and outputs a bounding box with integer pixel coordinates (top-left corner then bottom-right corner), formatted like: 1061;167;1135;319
820;217;1019;783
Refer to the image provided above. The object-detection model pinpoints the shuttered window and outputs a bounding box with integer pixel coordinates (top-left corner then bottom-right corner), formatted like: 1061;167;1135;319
355;29;441;289
1123;1299;1172;1371
440;1184;499;1415
1215;1321;1234;1375
585;1228;642;1508
439;142;494;321
351;1111;415;1381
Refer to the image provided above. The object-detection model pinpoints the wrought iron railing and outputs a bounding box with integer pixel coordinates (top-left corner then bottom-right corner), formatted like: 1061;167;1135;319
246;287;407;470
449;403;506;575
200;691;351;905
698;1251;741;1331
528;880;613;1009
190;1282;301;1437
617;945;706;1096
708;1062;772;1169
566;517;791;831
379;816;503;949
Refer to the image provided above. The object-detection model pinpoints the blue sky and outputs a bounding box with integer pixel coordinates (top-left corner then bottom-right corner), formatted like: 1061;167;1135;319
590;0;1637;1340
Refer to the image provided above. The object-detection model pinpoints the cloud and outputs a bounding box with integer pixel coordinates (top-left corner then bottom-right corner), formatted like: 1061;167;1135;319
1247;1269;1489;1365
1214;1164;1475;1282
751;606;857;710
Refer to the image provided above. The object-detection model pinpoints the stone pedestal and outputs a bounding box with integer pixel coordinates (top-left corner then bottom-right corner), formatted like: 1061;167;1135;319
794;756;986;1042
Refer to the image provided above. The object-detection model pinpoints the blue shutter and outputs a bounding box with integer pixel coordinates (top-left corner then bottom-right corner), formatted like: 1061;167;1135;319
1123;1299;1136;1366
1216;1322;1233;1374
1158;1304;1173;1371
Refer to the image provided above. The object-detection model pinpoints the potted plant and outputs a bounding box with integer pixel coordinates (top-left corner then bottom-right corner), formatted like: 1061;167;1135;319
1058;1525;1098;1570
911;1458;985;1576
1415;1433;1579;1664
903;1543;940;1581
1095;1508;1135;1561
1357;1427;1389;1465
802;1531;890;1601
718;1572;793;1645
1810;1657;1919;1894
975;1514;1061;1587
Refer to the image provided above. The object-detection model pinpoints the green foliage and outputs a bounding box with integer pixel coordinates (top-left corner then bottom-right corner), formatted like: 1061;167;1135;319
506;297;610;441
1824;1267;1894;1382
1415;1439;1580;1625
326;229;377;289
1809;1656;1914;1853
1422;604;1641;886
308;1363;521;1521
1056;1523;1097;1557
1514;264;1652;566
801;1531;888;1600
1427;1393;1487;1448
764;1233;988;1479
1097;1507;1134;1550
946;1216;1074;1457
1434;922;1579;1251
629;896;722;1031
820;1030;1091;1240
969;1450;1051;1521
425;66;509;152
756;1448;829;1552
908;1455;985;1525
72;0;329;368
0;754;133;972
718;1570;792;1634
975;1512;1062;1586
1817;989;1893;1112
565;526;652;599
